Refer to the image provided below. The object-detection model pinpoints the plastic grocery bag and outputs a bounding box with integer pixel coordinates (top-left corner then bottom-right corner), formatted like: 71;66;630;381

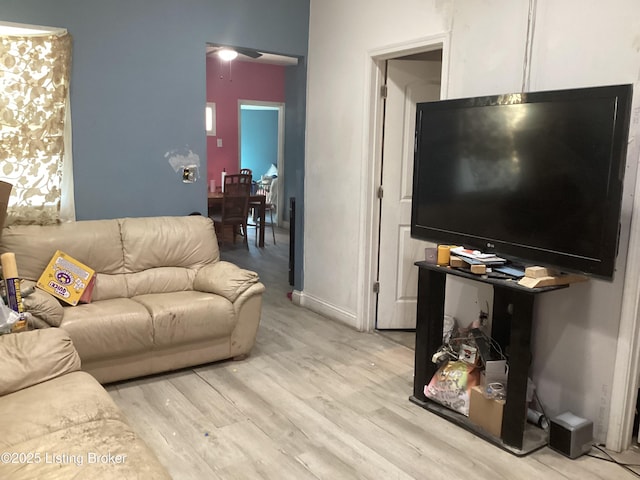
424;360;481;416
0;298;21;334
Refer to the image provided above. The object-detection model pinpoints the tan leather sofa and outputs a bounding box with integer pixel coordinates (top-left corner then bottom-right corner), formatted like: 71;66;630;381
0;328;171;479
0;215;265;384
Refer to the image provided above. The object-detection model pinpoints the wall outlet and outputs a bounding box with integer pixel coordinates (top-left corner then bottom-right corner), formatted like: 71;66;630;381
181;165;198;183
217;138;223;147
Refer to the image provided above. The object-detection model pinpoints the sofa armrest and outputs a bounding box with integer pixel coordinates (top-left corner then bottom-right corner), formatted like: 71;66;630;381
193;261;260;302
0;328;81;396
22;280;64;327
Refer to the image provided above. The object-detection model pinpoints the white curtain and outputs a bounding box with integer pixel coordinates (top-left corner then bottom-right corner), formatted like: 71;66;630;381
0;28;74;225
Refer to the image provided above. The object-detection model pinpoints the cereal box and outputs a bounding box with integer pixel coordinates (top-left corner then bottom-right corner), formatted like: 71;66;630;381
36;250;95;306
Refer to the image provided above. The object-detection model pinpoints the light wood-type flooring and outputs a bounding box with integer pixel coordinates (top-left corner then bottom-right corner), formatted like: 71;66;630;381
107;227;640;479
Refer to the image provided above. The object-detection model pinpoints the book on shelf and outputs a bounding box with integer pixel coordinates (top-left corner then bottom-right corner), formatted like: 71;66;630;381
450;247;507;265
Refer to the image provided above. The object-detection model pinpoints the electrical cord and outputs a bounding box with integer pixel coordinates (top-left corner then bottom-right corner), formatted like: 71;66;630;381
487;336;506;361
532;389;548;427
447;332;506;361
586;444;640;478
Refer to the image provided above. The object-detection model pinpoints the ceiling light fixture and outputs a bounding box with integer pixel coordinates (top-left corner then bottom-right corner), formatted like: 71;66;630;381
217;48;238;61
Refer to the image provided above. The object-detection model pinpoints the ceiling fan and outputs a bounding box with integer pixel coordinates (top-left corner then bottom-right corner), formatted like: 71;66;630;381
207;45;263;60
205;44;298;66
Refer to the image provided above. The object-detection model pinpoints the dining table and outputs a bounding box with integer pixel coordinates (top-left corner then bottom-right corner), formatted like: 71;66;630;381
207;192;266;247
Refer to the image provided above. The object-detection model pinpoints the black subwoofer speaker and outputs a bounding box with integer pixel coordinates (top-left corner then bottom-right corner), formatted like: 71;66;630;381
549;412;593;459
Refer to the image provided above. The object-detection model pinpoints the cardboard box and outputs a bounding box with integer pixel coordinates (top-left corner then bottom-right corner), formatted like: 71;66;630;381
469;386;505;438
36;251;95;306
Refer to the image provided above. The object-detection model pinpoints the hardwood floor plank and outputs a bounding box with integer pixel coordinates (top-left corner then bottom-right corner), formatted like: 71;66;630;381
166;369;247;428
194;364;317;460
197;362;414;480
305;394;474;480
295;447;363;480
108;379;223;480
213;419;320;480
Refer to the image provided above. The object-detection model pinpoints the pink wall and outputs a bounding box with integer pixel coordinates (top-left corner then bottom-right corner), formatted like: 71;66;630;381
206;57;286;189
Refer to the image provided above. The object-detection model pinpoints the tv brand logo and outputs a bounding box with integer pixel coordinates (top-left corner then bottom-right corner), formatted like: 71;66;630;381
486;242;495;249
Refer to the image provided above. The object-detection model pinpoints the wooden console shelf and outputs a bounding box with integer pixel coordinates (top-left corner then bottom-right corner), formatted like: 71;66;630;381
411;261;567;456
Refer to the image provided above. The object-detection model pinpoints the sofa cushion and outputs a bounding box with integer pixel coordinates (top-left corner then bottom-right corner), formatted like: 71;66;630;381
132;291;235;347
0;371;171;479
0;220;124;281
92;273;130;302
194;261;260;302
0;216;220;302
125;266;197;297
0;371;124;450
60;299;153;362
120;216;219;272
0;418;172;480
0;329;80;396
21;280;64;327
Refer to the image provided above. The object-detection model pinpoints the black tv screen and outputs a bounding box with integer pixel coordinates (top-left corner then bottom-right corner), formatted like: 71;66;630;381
411;84;632;279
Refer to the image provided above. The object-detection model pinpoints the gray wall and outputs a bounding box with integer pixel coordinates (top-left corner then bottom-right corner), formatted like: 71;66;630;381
1;0;309;229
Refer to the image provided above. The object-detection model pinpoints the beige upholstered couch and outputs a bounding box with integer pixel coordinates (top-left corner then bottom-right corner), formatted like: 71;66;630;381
0;215;265;384
0;328;171;479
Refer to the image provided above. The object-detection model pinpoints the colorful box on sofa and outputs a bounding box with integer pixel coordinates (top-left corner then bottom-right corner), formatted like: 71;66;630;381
36;250;95;306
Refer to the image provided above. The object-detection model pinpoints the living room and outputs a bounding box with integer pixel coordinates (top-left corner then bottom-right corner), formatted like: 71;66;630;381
2;0;640;479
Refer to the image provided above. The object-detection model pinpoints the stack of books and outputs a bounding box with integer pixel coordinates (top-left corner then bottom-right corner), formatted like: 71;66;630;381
450;247;507;266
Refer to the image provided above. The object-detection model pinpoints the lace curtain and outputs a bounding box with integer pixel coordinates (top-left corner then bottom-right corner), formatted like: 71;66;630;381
0;31;72;225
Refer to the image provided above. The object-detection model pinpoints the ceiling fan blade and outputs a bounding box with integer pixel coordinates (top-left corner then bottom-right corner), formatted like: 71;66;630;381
235;47;263;59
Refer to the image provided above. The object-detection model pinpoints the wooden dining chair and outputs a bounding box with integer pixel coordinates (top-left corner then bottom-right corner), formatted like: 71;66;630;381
249;180;276;245
211;174;252;248
239;168;256;194
224;173;252;195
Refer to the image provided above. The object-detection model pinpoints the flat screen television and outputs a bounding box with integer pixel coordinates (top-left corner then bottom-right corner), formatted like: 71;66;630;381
411;84;633;279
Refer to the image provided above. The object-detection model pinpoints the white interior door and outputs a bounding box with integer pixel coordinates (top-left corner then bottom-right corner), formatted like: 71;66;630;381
376;59;441;329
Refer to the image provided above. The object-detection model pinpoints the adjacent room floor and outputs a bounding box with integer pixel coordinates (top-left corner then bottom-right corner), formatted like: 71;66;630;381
106;227;640;479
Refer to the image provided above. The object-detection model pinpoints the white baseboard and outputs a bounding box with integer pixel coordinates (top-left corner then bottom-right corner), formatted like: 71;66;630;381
291;289;303;306
293;290;359;330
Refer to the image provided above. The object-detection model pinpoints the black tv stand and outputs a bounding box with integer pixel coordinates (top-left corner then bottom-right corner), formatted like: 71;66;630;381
411;261;568;456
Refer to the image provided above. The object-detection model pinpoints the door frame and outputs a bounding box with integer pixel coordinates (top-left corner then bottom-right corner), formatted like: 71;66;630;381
357;34;450;333
375;60;442;330
607;124;640;451
237;99;286;227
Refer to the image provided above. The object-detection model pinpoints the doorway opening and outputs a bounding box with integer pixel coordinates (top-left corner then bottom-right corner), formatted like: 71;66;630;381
375;54;442;333
364;45;450;340
238;100;285;227
359;35;451;338
204;42;295;226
